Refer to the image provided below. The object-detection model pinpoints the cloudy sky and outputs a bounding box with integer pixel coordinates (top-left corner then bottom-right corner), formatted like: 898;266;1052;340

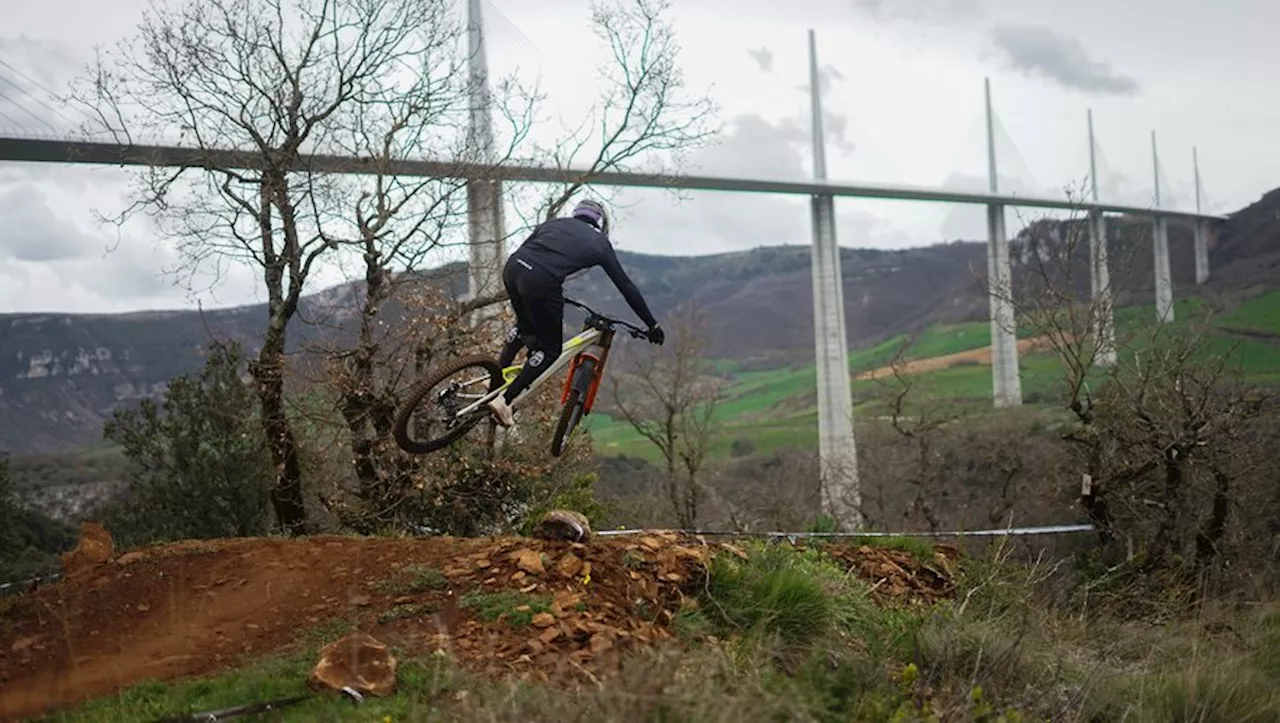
1;0;1277;313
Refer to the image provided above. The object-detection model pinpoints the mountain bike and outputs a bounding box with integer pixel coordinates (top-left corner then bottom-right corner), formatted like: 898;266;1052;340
392;297;651;458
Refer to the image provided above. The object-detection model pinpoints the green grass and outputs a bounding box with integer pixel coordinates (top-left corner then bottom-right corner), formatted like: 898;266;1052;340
1214;290;1280;335
42;651;466;722
458;590;551;628
378;602;441;624
846;535;937;564
699;542;876;648
373;564;448;596
590;294;1280;463
588;349;1070;462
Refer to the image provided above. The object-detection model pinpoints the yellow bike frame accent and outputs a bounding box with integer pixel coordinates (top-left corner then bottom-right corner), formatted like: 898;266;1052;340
456;327;604;418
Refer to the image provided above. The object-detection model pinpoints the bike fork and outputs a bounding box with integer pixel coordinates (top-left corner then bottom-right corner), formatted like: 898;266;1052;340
560;330;614;414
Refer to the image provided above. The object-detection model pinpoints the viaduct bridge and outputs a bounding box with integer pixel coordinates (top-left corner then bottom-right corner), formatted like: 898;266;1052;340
0;0;1225;526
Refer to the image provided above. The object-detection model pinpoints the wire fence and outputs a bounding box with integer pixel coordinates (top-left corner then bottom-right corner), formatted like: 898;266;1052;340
596;523;1096;540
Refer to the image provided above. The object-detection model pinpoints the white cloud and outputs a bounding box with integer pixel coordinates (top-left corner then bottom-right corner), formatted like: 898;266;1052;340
988;25;1140;96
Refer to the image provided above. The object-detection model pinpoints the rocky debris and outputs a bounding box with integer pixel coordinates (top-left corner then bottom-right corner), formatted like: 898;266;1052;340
60;521;114;577
532;509;592;542
825;543;960;605
431;531;712;682
307;632;398;698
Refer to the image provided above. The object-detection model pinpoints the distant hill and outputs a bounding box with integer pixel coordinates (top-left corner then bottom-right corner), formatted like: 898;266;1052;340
1204;186;1280;294
3;186;1279;455
0;242;997;453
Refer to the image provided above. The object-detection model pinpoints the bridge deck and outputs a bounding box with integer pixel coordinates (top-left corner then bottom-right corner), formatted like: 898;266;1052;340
0;137;1224;222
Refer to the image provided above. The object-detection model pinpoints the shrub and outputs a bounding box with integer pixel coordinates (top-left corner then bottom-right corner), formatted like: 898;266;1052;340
101;341;273;547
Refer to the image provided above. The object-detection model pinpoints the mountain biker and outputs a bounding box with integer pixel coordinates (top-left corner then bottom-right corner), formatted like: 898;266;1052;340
488;198;664;428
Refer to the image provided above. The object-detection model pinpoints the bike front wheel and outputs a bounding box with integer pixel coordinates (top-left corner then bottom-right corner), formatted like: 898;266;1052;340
393;355;504;455
551;388;585;458
550;358;596;457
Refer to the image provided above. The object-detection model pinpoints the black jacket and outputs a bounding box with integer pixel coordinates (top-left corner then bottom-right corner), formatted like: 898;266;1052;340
512;217;658;328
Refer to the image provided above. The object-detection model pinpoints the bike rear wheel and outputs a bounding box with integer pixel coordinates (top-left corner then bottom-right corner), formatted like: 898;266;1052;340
393;355;504;455
550;358;595;457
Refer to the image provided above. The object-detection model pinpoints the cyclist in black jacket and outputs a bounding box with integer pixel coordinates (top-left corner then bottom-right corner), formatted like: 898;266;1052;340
489;199;664;428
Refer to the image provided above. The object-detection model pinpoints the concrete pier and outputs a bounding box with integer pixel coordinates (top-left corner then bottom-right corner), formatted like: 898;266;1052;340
984;79;1021;407
1151;131;1174;323
1088;110;1117;366
465;0;506;305
1193;147;1209;285
807;30;861;528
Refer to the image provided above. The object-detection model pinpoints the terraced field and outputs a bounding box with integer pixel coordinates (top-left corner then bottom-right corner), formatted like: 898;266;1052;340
587;293;1280;461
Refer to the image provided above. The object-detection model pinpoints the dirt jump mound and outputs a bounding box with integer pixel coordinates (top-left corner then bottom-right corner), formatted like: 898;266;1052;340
0;523;959;720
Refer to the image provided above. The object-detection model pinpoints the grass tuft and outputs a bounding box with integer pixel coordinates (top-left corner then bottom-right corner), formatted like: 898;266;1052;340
458;590;551;628
377;602;440;624
1088;663;1280;723
373;564;448;596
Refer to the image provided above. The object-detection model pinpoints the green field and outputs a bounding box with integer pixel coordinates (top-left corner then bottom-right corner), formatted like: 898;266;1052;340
1215;290;1280;335
588;294;1280;462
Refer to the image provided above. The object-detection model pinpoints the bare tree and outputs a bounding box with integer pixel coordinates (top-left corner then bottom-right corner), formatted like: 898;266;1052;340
506;0;719;226
69;0;518;533
290;4;536;524
297;279;598;534
294;0;715;528
609;306;723;528
68;0;716;537
990;205;1274;578
860;334;975;533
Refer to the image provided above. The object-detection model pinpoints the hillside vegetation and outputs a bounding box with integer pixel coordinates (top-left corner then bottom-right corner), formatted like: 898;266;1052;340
0;198;1251;455
589;291;1280;461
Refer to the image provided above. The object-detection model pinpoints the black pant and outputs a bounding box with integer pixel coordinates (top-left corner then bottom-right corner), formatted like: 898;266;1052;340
497;255;564;403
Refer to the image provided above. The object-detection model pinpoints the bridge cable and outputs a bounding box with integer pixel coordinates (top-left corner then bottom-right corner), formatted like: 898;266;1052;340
480;0;543;66
0;80;59;134
0;58;86;133
0;106;24;132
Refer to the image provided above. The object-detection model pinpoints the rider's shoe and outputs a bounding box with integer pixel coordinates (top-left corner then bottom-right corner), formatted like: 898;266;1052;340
488;395;515;428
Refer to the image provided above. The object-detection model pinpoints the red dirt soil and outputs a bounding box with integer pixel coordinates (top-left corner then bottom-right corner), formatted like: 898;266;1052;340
0;530;957;721
854;335;1059;381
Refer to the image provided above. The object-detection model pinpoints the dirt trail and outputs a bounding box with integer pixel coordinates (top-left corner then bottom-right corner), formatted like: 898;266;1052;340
0;532;956;720
855;335;1057;381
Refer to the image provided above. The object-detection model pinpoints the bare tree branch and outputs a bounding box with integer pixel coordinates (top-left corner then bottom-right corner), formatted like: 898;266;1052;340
609;305;723;528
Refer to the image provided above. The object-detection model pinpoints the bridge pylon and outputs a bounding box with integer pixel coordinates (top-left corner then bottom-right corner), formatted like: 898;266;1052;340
464;0;507;313
807;30;861;530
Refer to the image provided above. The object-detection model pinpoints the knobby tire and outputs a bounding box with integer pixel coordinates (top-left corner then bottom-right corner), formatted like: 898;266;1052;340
393;354;504;455
551;358;595;457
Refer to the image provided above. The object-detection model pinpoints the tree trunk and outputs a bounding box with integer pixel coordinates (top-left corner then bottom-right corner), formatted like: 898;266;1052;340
252;330;307;535
1071;431;1117;558
1145;448;1185;571
1195;465;1231;569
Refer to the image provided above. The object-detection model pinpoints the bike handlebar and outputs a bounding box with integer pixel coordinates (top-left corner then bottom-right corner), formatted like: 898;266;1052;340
564;296;649;337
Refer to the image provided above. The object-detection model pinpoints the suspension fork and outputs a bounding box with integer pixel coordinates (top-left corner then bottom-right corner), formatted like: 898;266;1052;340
560;327;615;414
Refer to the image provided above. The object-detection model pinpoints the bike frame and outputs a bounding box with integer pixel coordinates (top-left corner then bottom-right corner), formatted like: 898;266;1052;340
447;323;611;420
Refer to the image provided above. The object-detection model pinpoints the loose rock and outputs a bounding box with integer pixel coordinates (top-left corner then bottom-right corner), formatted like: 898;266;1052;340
513;549;545;576
307;632;398;698
61;522;114;577
533;509;592;542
